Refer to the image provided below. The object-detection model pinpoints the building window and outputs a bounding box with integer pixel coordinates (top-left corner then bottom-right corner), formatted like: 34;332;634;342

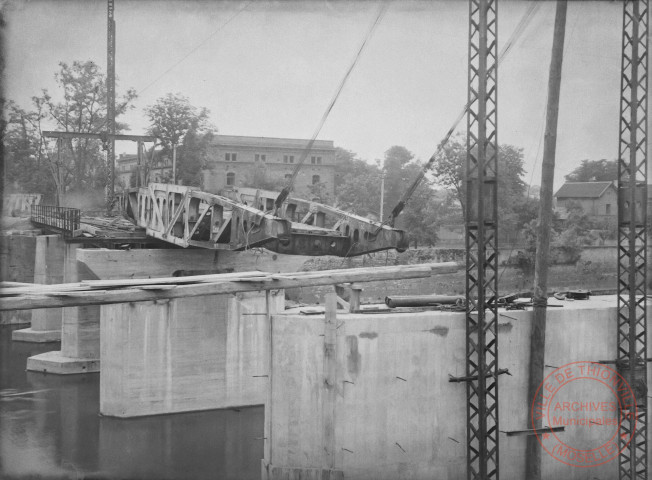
284;155;295;164
311;156;322;165
312;175;320;185
226;172;235;186
255;154;267;162
606;204;611;215
225;153;237;162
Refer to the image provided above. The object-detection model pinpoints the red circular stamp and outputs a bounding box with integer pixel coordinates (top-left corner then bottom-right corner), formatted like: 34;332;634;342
530;361;638;467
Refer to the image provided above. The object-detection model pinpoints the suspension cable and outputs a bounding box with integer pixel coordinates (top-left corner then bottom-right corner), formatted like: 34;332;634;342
273;1;390;212
384;2;540;226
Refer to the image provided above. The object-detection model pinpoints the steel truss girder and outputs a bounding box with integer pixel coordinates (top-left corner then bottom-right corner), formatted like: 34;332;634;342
226;186;409;256
122;183;292;250
617;2;649;479
465;0;499;479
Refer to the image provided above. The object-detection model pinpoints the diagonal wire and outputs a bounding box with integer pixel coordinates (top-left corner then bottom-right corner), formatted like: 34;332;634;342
138;1;253;95
273;1;390;211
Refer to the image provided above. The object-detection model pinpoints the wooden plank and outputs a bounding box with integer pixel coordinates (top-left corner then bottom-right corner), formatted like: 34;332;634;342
0;264;436;311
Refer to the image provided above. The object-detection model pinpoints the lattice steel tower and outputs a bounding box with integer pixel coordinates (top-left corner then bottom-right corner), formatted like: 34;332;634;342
617;1;648;479
465;0;499;478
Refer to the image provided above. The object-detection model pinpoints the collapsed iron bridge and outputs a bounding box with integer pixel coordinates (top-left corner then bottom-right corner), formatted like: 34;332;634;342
118;183;408;257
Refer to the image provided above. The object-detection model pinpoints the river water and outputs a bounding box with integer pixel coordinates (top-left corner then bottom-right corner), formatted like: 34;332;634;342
0;325;263;480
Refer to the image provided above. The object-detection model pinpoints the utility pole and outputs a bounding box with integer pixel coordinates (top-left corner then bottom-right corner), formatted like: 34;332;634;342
379;170;386;220
525;1;567;479
172;143;177;184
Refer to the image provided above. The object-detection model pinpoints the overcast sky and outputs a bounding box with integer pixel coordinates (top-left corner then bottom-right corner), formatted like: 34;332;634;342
2;0;631;190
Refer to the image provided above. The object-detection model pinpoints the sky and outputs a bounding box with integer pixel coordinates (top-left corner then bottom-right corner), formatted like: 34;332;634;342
1;0;634;191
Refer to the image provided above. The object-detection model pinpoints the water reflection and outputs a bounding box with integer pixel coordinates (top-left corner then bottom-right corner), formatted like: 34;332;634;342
1;325;263;479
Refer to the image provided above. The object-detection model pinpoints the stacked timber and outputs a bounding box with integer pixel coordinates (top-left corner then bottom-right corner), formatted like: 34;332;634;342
0;262;457;311
78;215;145;238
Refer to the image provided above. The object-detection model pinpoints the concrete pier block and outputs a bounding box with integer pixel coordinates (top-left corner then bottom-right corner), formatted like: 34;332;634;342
26;350;100;374
0;233;38;325
264;297;644;480
27;243;101;373
13;235;64;342
100;290;284;417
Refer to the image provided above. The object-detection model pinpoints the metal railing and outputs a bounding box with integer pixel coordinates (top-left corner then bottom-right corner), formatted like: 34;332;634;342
31;205;81;237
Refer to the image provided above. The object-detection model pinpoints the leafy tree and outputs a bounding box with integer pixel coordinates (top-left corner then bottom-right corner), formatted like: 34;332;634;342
5;61;137;204
431;134;527;216
144;93;213;184
41;61;137;198
176;129;215;186
382;145;416;221
430;134;466;215
565;159;618;182
334;148;382;217
4;101;56;200
333;145;452;245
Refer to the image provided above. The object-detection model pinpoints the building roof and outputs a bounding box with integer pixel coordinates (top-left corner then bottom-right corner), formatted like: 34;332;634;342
213;135;334;150
554;181;614;199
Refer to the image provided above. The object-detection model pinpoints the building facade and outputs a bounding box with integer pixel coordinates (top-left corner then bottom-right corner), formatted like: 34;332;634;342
116;153;172;189
554;181;617;218
202;135;336;201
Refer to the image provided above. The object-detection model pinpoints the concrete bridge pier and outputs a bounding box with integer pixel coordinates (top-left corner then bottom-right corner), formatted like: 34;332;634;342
23;247;303;375
12;235;64;342
0;231;39;325
27;243;101;374
99;289;284;417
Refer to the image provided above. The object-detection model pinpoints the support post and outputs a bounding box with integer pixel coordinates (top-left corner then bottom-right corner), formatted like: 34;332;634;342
525;1;567;478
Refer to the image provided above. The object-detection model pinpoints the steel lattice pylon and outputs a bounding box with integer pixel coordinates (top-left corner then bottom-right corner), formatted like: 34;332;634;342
465;0;499;478
617;1;648;479
107;0;116;205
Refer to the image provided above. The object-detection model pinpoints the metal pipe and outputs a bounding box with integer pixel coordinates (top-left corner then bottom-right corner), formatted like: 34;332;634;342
385;295;464;308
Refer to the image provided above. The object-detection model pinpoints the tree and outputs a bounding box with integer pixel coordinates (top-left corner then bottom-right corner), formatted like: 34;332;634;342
144;93;212;184
430;134;466;215
431;134;527;216
5;61;137;205
3;101;56;200
41;61;137;198
565;159;618;182
382;145;416;221
334;148;383;217
176;129;215;186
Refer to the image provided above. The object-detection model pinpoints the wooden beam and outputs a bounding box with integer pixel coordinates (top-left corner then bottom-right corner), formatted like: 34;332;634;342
0;263;456;311
42;131;157;142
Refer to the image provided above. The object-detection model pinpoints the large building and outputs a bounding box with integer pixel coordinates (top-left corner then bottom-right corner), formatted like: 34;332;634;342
202;135;336;201
116;135;337;201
